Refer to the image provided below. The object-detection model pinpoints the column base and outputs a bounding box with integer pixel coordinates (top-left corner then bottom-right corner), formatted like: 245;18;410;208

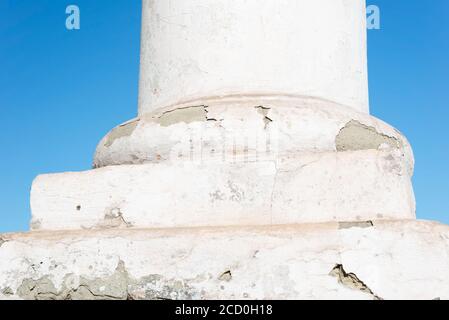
31;149;414;231
30;97;415;231
1;220;448;300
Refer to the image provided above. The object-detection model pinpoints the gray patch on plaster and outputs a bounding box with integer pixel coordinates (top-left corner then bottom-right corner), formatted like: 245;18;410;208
339;221;374;230
137;275;195;300
16;260;200;300
30;218;42;230
157;106;207;127
100;208;133;229
336;120;400;152
330;264;382;300
17;260;129;300
1;287;14;296
104;120;139;148
17;276;59;300
227;181;245;202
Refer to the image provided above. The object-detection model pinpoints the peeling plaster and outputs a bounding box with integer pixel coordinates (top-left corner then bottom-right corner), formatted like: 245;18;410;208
100;208;133;229
330;264;382;300
15;260;198;301
104;120;139;148
336;120;400;152
339;221;374;230
30;219;42;231
157;106;208;127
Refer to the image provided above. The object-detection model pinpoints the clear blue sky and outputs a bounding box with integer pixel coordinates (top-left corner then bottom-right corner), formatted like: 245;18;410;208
0;0;448;233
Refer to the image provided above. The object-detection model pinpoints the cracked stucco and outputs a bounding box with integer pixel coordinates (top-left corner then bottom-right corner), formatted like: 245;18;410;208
255;106;273;128
93;103;413;171
1;220;449;300
218;270;232;282
330;264;382;300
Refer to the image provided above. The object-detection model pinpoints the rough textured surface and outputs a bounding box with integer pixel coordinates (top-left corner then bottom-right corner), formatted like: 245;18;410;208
94;98;413;169
138;0;369;114
32;148;415;231
1;220;449;300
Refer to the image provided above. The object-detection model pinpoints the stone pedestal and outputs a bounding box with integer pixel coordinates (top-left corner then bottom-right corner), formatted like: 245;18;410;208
1;0;448;300
2;221;449;300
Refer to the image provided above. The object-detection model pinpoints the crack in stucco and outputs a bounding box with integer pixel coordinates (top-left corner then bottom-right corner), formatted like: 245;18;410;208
1;287;14;296
330;264;382;300
218;270;232;282
336;120;400;152
255;106;273;129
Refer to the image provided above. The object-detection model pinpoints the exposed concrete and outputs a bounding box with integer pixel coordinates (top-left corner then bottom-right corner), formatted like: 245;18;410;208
157;106;208;127
17;260;129;300
339;221;374;230
17;276;59;300
336;120;401;152
104;120;139;148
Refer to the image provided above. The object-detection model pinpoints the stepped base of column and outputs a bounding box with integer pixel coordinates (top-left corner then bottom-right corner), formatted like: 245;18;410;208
31;97;416;231
1;220;448;300
31;148;415;231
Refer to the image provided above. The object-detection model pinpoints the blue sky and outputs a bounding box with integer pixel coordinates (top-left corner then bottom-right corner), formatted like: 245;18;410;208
0;0;448;233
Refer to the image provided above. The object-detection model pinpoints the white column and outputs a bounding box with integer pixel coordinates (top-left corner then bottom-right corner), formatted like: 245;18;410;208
31;0;416;231
138;0;369;115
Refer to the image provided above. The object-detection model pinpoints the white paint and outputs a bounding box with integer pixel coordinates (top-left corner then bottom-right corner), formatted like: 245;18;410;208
138;0;369;115
94;97;413;170
1;221;449;300
31;147;415;231
2;0;442;301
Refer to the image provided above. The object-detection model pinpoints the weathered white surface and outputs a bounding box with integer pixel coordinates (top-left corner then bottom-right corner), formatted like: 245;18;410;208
95;98;413;169
139;0;369;114
32;148;415;231
1;220;448;300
